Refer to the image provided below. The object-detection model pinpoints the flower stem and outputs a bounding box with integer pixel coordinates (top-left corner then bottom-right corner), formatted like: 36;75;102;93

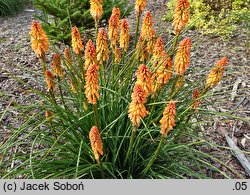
93;104;101;130
98;159;105;179
124;127;137;166
95;19;99;40
49;89;57;105
169;34;180;57
100;60;106;86
40;59;47;73
77;52;84;80
146;98;157;126
57;77;66;107
142;135;165;175
121;49;126;65
168;75;179;100
134;12;141;48
201;86;210;96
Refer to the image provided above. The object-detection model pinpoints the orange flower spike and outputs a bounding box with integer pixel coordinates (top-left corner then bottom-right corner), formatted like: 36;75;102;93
135;0;147;14
45;111;52;120
52;53;64;78
206;57;228;88
30;20;49;59
90;0;103;21
156;52;172;85
135;64;153;96
120;19;130;52
192;89;200;112
152;52;172;93
71;26;84;55
45;70;56;92
96;28;109;64
89;126;104;163
108;7;121;48
84;64;100;104
174;37;191;75
85;39;98;70
173;0;190;34
141;11;154;41
64;47;73;68
160;100;176;136
128;84;149;127
45;111;53;124
153;36;165;59
131;84;147;104
112;6;121;19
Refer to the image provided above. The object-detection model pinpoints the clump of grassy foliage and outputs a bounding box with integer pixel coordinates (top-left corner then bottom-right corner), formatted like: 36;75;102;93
0;0;249;179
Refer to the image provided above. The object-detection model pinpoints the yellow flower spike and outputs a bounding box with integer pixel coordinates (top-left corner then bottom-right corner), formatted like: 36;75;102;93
174;37;191;75
119;19;130;52
64;47;73;68
192;89;200;112
52;53;64;78
206;57;228;88
155;51;172;85
141;11;154;42
114;47;121;63
71;26;84;55
83;101;88;111
45;70;56;92
89;126;104;163
90;0;103;21
96;28;109;64
136;35;148;62
128;84;149;128
160;100;176;136
146;28;156;54
70;78;77;94
176;75;185;89
135;64;153;96
135;0;147;14
30;20;49;61
108;8;120;48
173;0;190;34
85;39;98;70
84;64;100;104
153;36;165;59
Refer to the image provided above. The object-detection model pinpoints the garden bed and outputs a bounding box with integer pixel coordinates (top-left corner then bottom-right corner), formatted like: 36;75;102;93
0;1;249;178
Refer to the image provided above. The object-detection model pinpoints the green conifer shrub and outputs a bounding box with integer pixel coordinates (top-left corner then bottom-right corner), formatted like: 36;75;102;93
33;0;132;43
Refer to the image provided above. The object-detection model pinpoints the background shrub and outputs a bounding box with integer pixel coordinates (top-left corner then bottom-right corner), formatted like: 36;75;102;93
33;0;133;44
165;0;250;38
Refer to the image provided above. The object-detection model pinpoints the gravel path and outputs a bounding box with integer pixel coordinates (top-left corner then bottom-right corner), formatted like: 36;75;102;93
0;11;41;131
0;1;250;177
